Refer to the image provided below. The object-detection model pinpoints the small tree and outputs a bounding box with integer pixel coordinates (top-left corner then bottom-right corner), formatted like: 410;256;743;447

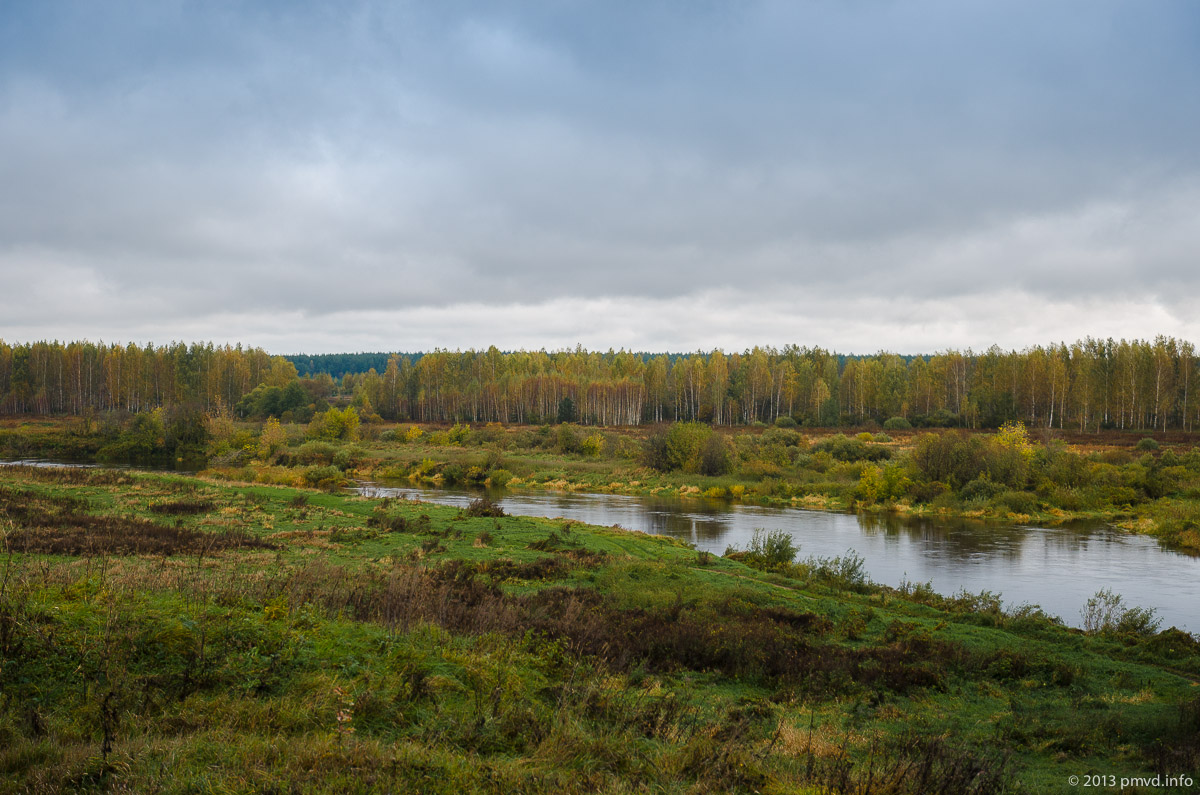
257;417;288;460
557;396;577;424
308;406;360;441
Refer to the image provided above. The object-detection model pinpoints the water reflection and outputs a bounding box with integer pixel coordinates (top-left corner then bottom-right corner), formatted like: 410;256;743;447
358;482;1200;631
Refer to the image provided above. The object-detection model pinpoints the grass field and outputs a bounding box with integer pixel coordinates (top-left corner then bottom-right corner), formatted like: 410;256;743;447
2;463;1199;793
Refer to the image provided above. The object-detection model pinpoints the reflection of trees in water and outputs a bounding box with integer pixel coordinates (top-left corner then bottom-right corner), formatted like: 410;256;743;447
640;497;733;544
646;511;731;543
856;512;1024;561
855;511;1108;562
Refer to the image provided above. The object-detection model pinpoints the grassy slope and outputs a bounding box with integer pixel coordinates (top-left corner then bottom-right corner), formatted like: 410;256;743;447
2;465;1199;793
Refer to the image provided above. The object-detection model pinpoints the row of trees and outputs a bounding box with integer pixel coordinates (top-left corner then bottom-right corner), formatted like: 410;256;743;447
341;338;1200;431
2;337;1199;431
0;341;295;415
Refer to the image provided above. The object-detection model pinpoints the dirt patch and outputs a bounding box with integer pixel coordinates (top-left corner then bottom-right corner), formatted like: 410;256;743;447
6;517;274;556
1;484;272;556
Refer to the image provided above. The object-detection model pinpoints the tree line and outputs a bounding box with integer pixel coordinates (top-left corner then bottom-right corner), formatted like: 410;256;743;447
1;337;1197;431
0;341;295;415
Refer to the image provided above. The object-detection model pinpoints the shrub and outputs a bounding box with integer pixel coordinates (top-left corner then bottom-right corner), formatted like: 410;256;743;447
994;490;1036;515
813;434;891;463
739;460;783;481
959;477;1005;503
295;441;336;465
556;424;581;454
909;480;950;503
464;497;506;517
332;446;364;470
486;468;513;487
857;464;911;505
698;433;732;476
733;528;798;568
807;551;868;589
910;431;988;488
883;416;912;430
774;416;797;428
1136;437;1160;452
641;422;714;473
1081;588;1162;637
760;428;805;448
307;406;361;441
580;433;605;457
303;465;344;487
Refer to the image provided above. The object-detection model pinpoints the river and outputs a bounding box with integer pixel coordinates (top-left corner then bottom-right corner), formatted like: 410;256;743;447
358;482;1200;632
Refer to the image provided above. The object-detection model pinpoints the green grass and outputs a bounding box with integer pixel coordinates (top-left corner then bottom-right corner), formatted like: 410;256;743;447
1;464;1199;792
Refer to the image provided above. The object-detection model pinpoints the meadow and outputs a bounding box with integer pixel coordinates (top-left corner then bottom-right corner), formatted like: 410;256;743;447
1;460;1198;793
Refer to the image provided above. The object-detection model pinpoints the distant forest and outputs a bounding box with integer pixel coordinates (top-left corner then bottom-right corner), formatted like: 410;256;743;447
1;338;1197;431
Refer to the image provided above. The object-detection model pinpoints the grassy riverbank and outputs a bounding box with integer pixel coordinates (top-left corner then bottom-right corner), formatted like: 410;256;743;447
5;415;1200;554
2;463;1199;793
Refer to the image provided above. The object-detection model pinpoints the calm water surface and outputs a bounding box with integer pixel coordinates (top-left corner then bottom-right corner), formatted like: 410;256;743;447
358;482;1200;631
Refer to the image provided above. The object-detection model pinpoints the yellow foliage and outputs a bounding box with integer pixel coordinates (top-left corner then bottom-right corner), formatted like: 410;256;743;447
993;421;1035;462
257;417;288;460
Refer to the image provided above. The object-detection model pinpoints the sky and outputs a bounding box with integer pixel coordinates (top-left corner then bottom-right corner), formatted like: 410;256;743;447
1;0;1199;355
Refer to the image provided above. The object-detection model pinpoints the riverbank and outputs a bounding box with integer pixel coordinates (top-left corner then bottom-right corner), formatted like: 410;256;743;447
5;415;1200;553
1;462;1198;792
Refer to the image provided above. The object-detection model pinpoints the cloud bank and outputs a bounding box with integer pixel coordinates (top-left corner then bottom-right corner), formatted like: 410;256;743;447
1;1;1198;352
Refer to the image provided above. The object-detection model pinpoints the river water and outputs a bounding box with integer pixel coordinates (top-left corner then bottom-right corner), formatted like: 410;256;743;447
358;483;1200;632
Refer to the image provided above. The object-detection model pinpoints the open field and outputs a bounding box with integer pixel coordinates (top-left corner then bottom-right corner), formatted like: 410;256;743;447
1;463;1199;793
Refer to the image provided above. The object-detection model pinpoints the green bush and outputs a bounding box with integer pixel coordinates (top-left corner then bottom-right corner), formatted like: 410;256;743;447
303;465;343;487
760;428;805;448
994;490;1037;515
806;551;868;589
641;422;715;473
332;446;364;470
556;424;581;454
908;480;950;504
910;431;988;488
295;440;336;465
442;463;465;484
730;528;798;569
883;416;912;430
813;434;891;463
774;416;797;428
1082;588;1161;637
959;477;1005;503
307;406;360;441
699;433;732;476
1136;437;1160;452
739;459;783;481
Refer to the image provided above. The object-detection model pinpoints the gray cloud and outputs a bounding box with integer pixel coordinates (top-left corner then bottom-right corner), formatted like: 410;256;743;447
2;0;1199;350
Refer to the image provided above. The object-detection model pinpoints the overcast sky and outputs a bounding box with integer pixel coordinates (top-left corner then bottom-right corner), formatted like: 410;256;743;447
1;1;1198;354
